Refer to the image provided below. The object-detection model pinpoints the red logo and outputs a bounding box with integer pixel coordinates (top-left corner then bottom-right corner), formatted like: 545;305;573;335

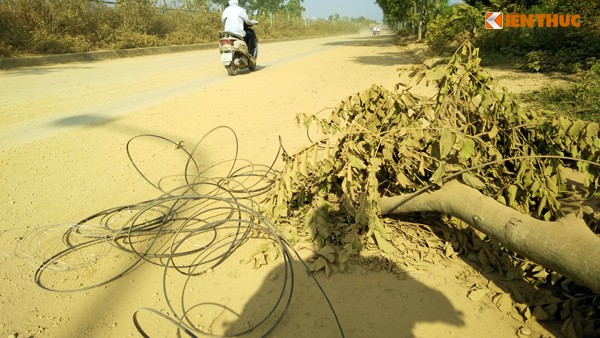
485;12;503;29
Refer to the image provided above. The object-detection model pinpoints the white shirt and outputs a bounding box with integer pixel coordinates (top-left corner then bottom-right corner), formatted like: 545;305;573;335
222;4;251;37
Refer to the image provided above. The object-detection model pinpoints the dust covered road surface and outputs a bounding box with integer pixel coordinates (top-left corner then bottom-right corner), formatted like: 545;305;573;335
0;32;559;337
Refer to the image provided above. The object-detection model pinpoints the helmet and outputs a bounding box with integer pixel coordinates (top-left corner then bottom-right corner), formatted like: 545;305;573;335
229;0;239;5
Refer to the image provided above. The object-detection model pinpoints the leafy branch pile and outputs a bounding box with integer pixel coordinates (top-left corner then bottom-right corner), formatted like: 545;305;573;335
265;40;599;253
263;41;600;336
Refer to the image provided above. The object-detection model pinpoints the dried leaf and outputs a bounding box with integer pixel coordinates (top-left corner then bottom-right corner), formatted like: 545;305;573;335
492;293;514;313
533;305;551;321
467;288;488;301
310;257;326;272
373;231;396;254
443;242;456;258
317;245;336;263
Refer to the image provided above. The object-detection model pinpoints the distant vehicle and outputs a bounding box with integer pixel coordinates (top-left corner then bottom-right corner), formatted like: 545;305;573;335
219;20;258;76
219;8;258;76
372;26;381;35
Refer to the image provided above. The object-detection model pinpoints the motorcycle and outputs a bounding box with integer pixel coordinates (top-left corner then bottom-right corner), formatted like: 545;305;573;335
219;22;258;76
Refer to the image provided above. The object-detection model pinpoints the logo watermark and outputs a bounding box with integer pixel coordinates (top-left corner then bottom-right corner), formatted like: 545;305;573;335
485;12;581;29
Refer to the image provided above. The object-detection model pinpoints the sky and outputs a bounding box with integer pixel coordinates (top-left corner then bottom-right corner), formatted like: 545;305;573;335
302;0;384;22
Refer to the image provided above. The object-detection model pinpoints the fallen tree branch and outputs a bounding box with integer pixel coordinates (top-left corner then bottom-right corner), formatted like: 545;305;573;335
380;180;600;294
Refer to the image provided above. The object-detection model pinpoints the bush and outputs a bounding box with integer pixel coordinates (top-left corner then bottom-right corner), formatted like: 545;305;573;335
32;33;93;54
0;40;14;57
428;1;600;73
425;4;482;55
111;28;163;49
0;0;360;55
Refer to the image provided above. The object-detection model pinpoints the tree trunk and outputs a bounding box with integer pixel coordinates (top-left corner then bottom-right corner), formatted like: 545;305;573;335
417;0;423;42
380;180;600;294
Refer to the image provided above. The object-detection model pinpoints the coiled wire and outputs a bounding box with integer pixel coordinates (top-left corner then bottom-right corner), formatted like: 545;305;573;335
9;126;344;337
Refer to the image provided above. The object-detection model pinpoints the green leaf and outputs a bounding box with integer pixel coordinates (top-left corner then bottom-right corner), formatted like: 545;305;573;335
396;171;413;188
537;195;547;216
370;157;382;169
339;249;350;263
561;318;579;338
496;195;506;205
507;185;519;207
275;203;288;218
321;160;333;174
349;155;367;170
426;67;447;81
304;208;317;240
458;138;475;163
462;172;486;189
439;128;455;159
488;125;499;139
430;162;446;186
443;242;456;258
311;146;319;168
543;303;559;317
543;211;552;221
568;120;586;138
359;91;369;105
586;122;599;138
559;117;573;132
300;150;308;176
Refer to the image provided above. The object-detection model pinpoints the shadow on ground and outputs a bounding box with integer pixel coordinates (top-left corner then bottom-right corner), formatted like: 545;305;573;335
128;242;464;338
322;34;422;67
225;259;464;337
397;214;567;337
52;114;114;127
323;34;398;48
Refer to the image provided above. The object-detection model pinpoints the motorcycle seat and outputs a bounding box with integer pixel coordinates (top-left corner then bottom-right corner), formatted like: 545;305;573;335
221;31;244;40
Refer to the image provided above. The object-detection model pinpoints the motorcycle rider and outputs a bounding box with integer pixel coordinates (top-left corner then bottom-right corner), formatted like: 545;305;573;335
222;0;258;56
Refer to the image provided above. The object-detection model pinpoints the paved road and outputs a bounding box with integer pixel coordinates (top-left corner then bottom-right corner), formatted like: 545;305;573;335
0;36;354;150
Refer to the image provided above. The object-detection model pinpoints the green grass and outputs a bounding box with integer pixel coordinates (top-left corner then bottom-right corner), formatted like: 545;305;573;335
519;64;600;123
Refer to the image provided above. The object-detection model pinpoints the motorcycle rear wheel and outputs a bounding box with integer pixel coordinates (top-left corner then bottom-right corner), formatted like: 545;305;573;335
248;45;258;71
226;64;238;76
